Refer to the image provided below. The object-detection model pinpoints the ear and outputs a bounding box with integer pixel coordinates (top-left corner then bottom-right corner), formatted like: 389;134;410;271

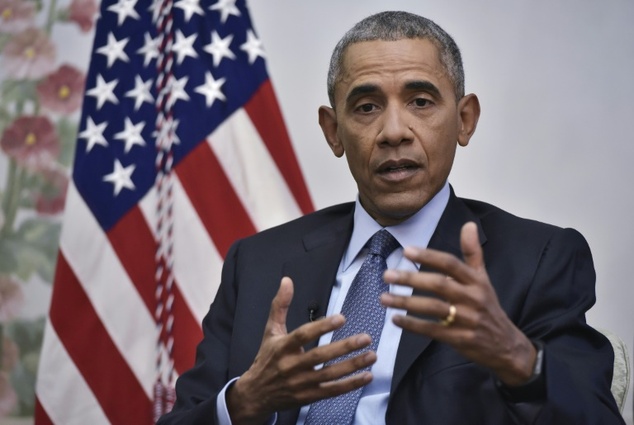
457;93;481;147
318;106;344;157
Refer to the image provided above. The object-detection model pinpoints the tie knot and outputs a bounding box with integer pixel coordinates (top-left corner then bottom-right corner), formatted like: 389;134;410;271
367;229;400;259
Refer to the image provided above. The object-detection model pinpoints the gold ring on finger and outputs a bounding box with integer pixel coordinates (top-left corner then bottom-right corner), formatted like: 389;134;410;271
440;304;457;327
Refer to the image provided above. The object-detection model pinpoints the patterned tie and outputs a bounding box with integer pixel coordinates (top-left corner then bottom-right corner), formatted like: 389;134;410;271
304;229;400;425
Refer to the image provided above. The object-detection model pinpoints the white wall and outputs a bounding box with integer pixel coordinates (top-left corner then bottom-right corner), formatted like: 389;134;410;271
248;1;634;420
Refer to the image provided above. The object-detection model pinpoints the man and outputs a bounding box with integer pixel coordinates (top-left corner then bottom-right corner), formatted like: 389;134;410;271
158;11;624;425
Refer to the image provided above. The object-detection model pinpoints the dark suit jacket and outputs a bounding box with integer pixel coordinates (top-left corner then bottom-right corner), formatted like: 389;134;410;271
158;192;625;424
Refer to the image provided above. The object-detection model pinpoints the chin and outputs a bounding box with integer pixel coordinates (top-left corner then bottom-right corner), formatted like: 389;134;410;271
372;198;426;226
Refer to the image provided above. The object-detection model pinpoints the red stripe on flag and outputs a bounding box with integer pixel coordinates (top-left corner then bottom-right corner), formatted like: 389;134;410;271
108;206;202;373
49;252;153;425
244;80;314;215
176;141;257;257
34;397;54;425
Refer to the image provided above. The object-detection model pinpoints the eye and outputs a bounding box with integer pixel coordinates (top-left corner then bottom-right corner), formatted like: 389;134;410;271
413;98;431;108
356;103;377;113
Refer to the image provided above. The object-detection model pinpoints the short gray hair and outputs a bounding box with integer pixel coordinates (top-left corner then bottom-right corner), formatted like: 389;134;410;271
327;11;465;106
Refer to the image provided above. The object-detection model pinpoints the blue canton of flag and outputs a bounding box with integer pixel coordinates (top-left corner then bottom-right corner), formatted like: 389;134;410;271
76;0;268;231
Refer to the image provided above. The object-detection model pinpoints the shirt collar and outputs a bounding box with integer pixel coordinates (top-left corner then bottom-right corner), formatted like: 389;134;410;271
341;181;451;271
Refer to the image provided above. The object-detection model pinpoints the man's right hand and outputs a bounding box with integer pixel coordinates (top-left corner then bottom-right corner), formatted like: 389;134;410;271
226;276;377;425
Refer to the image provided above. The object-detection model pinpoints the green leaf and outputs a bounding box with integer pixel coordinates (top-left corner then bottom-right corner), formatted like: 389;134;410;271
10;219;61;281
13;241;49;281
18;195;36;210
0;33;12;51
5;318;45;416
20;167;56;197
0;80;38;105
0;104;12;133
5;317;46;354
9;359;36;415
57;117;79;167
57;7;70;22
0;238;19;275
17;170;40;200
35;253;57;283
17;218;61;249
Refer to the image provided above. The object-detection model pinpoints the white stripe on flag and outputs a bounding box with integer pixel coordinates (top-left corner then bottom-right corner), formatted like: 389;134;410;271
138;176;224;324
208;109;303;231
36;321;109;425
60;182;157;396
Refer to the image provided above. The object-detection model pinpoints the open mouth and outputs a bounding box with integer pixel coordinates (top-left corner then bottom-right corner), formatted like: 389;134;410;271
382;164;417;173
376;160;421;182
377;159;420;175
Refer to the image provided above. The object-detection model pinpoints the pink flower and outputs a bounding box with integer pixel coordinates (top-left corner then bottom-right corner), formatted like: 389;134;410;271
68;0;98;33
0;276;24;323
37;64;86;114
2;28;56;79
0;116;60;169
33;165;69;215
0;0;35;34
0;372;17;417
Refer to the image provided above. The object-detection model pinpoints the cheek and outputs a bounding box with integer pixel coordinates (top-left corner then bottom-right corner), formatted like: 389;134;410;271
420;130;459;173
424;119;458;150
344;145;372;183
428;140;455;161
340;129;373;171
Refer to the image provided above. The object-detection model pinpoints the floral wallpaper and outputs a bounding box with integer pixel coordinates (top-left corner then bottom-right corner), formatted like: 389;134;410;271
0;0;97;420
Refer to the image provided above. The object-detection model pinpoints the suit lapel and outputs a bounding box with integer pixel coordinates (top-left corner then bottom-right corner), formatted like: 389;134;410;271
282;207;355;347
278;206;354;425
390;190;486;394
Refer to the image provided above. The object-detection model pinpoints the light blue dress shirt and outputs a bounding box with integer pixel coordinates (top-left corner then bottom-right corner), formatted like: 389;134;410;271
217;182;450;425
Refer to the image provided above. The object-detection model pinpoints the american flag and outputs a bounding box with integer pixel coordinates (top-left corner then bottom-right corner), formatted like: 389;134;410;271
34;0;313;423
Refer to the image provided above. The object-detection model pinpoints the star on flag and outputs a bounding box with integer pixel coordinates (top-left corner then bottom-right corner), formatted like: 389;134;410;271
102;158;136;196
96;33;130;67
107;0;140;26
210;0;241;23
85;74;119;109
78;117;108;152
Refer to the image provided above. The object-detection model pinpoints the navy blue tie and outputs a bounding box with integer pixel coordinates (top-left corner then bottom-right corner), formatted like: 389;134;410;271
304;229;400;425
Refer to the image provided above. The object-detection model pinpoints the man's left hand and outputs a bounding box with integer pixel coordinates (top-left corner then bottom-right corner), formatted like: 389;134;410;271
380;222;537;387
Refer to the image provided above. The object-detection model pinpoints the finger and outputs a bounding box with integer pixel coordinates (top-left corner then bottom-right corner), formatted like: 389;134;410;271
274;339;375;405
391;313;473;342
283;314;346;351
310;350;377;385
460;222;484;271
380;292;450;319
287;345;376;390
401;246;476;285
294;351;376;402
267;277;294;333
298;333;372;369
402;246;466;277
297;369;373;404
383;268;464;300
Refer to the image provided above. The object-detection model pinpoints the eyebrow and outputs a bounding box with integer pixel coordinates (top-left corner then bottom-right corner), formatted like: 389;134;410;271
345;84;379;105
404;80;441;98
345;80;442;105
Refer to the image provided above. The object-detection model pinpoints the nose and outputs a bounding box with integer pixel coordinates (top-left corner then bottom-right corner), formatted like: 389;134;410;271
377;105;413;146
